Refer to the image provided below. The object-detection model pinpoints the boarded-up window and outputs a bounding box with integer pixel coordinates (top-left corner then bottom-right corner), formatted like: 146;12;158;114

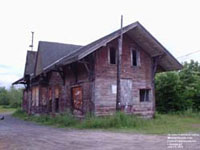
72;86;83;111
41;87;47;105
55;86;60;99
32;86;39;106
35;87;39;106
109;47;116;64
140;89;150;102
120;79;133;105
32;88;36;106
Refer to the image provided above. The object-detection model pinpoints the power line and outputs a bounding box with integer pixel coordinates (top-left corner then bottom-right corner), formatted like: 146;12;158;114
177;50;200;59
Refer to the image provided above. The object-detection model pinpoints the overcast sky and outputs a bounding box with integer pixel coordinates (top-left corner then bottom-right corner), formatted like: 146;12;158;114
0;0;200;88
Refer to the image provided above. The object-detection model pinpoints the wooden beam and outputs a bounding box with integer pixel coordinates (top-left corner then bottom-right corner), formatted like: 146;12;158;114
151;54;163;117
116;15;123;111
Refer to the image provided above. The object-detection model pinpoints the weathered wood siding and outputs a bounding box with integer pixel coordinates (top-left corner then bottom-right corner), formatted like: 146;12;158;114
94;35;154;117
64;63;94;116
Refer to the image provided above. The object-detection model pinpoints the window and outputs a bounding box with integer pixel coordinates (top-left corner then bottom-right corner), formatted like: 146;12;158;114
140;89;150;102
109;47;116;64
41;87;47;105
35;87;39;106
31;86;39;106
131;49;140;66
32;88;36;106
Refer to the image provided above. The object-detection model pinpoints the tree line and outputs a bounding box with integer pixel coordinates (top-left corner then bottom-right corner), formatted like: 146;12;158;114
0;86;22;108
156;60;200;113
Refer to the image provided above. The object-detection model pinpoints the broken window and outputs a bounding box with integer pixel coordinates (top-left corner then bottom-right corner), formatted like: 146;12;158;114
109;47;116;64
140;89;150;102
131;49;139;66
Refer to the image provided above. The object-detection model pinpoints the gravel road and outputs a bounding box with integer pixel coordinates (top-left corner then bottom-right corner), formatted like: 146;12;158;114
0;113;199;150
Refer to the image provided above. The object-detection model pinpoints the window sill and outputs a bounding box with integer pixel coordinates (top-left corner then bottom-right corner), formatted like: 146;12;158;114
140;101;151;103
131;66;141;69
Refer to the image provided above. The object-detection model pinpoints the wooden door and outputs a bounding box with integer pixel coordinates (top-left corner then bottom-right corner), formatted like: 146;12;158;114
72;86;83;111
120;79;133;106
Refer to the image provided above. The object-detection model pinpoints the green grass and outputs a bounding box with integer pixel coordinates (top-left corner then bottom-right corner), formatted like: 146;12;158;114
0;105;17;113
13;109;200;134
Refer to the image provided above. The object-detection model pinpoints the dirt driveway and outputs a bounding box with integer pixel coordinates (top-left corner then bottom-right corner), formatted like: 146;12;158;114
0;113;199;150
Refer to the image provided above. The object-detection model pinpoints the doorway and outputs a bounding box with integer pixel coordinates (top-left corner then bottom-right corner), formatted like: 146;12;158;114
72;86;83;112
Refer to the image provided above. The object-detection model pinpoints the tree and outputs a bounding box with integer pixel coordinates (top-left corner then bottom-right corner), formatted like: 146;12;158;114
155;72;185;113
0;87;10;105
0;86;23;108
179;60;200;111
155;60;200;113
8;86;23;108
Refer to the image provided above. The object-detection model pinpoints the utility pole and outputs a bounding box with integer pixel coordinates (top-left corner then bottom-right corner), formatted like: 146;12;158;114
116;15;123;111
29;31;34;51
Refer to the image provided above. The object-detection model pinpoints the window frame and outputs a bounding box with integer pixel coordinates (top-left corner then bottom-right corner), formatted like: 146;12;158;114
108;46;117;65
139;89;150;102
131;48;140;67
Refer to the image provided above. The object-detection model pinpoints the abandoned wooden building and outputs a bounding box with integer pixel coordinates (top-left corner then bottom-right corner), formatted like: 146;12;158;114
13;21;182;117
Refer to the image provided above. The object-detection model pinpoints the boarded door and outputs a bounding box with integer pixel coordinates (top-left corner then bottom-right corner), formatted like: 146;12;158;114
72;86;83;111
121;79;133;106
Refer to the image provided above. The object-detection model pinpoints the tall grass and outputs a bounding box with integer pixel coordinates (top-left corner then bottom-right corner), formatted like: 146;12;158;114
78;112;146;129
13;109;200;134
13;109;78;127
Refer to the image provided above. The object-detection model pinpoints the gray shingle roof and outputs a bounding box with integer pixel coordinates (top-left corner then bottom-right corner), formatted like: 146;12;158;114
36;41;82;75
24;51;37;75
15;21;183;84
43;22;138;71
43;21;182;72
13;51;37;85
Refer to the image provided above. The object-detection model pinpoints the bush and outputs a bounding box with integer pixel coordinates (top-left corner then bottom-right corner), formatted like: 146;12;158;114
0;87;10;105
155;60;200;113
0;86;22;108
155;72;186;113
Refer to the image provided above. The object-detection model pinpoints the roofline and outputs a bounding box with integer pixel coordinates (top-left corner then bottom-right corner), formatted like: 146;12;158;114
34;42;41;76
33;21;183;77
12;77;25;85
136;22;183;69
39;40;82;47
42;22;139;72
24;50;37;76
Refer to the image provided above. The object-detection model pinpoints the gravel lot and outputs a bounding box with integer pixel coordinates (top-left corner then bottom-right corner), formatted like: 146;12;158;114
0;113;199;150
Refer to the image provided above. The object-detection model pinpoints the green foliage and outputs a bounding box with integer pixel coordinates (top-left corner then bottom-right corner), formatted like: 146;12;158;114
0;86;23;108
13;110;200;134
155;72;183;113
155;60;200;113
179;60;200;111
79;112;143;129
13;109;79;127
0;105;16;113
0;87;10;105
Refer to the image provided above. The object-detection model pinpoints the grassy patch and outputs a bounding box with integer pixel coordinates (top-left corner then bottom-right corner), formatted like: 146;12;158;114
0;105;17;113
13;109;200;134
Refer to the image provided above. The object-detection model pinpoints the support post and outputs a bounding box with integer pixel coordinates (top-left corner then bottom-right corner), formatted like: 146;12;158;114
116;15;123;111
151;55;162;117
52;85;55;114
